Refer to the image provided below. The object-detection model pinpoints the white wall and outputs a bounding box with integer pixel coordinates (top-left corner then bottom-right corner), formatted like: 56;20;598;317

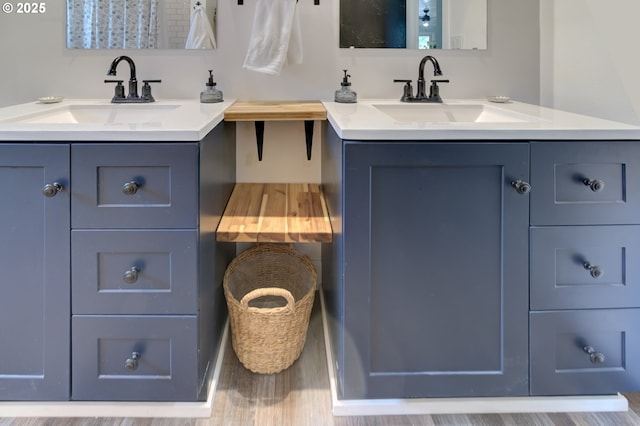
540;0;640;125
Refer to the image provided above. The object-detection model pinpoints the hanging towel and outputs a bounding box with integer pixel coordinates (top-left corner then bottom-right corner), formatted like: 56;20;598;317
186;4;217;49
243;0;303;75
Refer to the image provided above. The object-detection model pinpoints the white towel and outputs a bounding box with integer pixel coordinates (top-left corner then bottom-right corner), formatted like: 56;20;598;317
185;4;217;49
243;0;303;75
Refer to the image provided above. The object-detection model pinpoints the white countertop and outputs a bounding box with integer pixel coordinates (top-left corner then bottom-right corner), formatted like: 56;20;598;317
2;98;639;142
322;99;640;140
0;99;234;141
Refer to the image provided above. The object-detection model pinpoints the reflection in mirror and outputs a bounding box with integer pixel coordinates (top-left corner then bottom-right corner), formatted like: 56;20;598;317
66;0;217;49
340;0;487;50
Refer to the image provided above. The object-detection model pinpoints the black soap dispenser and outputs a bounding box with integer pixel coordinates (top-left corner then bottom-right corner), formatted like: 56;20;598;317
200;70;223;103
334;70;357;103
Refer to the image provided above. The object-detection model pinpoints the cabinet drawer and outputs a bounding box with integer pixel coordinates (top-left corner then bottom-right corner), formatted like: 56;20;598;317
72;230;197;315
530;309;640;396
72;315;199;401
530;142;640;225
531;226;640;310
71;144;198;229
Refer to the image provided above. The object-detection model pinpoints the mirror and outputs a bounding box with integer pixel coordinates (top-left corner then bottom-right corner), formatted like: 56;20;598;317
340;0;487;50
66;0;217;49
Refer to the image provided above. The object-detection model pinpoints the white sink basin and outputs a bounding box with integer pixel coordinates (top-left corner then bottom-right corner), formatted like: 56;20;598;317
372;103;534;123
3;104;180;124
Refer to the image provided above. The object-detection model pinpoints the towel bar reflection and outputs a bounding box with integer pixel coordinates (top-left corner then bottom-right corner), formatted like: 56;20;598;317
238;0;319;4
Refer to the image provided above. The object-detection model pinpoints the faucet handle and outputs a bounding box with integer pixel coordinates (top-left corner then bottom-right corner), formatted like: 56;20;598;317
141;80;162;102
428;79;450;102
105;79;125;101
394;79;414;102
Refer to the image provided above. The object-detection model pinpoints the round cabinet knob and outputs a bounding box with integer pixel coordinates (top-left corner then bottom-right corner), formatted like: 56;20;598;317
125;352;140;371
583;178;605;192
511;180;531;195
123;267;140;284
42;182;63;197
584;262;603;279
122;181;139;195
584;346;606;364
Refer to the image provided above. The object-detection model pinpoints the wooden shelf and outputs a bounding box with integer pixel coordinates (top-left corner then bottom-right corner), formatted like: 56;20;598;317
223;101;327;121
216;183;332;243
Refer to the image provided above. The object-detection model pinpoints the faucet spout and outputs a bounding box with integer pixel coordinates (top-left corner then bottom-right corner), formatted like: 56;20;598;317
416;55;443;99
107;56;138;99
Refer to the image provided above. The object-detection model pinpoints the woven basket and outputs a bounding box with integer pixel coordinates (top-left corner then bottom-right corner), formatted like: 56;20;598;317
223;244;317;374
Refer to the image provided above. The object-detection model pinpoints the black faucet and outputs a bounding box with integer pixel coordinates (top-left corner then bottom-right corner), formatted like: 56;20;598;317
105;56;161;103
394;55;450;103
417;55;443;99
107;55;139;100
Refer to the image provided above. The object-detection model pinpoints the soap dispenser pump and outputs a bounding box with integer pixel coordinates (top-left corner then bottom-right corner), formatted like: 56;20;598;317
200;70;223;103
334;70;357;103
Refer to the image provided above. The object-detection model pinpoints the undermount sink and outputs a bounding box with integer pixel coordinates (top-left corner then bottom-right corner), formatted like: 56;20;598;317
2;104;181;124
373;103;534;123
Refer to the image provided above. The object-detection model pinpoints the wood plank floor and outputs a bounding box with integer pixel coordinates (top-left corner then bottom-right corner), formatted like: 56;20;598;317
2;296;640;426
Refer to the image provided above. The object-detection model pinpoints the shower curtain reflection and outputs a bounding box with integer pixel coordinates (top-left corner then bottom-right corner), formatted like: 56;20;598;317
67;0;159;49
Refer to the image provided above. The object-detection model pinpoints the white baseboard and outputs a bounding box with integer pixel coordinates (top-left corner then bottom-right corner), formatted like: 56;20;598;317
318;291;629;417
0;322;229;418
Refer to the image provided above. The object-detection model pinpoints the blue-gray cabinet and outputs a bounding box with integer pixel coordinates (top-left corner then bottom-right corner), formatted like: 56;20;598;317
0;144;70;400
322;129;640;400
322;130;530;399
0;123;235;402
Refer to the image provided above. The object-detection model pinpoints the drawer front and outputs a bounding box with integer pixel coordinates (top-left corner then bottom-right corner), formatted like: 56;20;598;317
531;226;640;310
72;230;197;315
530;142;640;225
72;315;199;401
71;144;198;229
530;309;640;396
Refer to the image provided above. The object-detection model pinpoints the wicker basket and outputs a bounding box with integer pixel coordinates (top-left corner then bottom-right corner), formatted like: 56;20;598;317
223;244;317;374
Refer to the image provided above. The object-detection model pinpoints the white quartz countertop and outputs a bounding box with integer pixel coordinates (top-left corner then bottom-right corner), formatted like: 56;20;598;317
0;99;234;141
3;98;640;142
322;99;640;140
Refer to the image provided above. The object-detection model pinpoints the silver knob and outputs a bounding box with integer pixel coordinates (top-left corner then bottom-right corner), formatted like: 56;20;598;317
125;352;140;371
122;181;139;195
583;178;605;192
584;262;603;279
511;180;531;194
123;267;140;284
584;346;605;364
42;182;63;197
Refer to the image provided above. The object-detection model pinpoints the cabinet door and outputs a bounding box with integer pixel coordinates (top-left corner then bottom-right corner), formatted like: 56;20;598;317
530;141;640;225
0;144;70;400
341;142;530;399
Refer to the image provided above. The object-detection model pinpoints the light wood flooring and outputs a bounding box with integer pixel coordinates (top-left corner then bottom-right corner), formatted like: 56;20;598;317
2;296;640;426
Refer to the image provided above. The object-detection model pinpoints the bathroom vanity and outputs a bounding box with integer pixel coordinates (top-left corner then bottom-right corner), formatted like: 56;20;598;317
321;99;640;412
0;100;236;405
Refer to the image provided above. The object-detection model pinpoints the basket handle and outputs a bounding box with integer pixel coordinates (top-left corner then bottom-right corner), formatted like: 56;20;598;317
240;287;295;313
